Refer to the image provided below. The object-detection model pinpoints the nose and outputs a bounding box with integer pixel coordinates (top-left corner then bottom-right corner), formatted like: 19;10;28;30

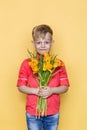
41;42;45;48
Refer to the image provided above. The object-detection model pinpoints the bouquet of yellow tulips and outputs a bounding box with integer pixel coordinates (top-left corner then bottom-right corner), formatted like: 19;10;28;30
28;50;64;117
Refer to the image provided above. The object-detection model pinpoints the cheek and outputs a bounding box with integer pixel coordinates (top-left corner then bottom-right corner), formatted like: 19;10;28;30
47;44;51;49
35;44;40;49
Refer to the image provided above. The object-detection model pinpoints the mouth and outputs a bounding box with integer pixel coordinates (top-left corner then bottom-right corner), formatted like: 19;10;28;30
39;49;47;51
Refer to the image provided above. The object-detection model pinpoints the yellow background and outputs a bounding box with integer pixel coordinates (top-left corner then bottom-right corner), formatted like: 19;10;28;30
0;0;87;130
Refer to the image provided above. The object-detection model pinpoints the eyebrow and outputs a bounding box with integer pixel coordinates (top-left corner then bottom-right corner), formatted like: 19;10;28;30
36;39;52;41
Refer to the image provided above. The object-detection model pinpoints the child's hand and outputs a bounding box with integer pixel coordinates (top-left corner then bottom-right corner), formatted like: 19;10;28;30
33;88;40;96
39;86;53;98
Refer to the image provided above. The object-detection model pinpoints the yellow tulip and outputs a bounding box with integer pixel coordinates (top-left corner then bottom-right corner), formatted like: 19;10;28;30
29;58;38;73
43;52;51;62
53;58;64;68
32;66;38;74
43;62;53;73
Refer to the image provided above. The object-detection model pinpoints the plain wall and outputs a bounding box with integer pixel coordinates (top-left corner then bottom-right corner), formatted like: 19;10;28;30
0;0;87;130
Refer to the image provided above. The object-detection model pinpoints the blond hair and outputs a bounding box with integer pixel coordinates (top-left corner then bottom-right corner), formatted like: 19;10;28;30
32;24;53;40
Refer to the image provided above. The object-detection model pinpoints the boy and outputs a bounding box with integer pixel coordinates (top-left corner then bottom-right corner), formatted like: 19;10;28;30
17;24;70;130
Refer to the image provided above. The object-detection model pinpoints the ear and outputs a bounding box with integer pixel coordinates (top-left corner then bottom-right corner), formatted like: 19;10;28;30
31;40;34;44
31;40;35;46
52;40;55;43
51;40;55;45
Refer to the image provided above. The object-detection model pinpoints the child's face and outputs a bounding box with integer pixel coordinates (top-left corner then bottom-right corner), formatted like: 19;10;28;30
33;32;53;55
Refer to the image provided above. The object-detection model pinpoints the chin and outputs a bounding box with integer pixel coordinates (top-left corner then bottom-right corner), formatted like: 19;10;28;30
38;50;49;55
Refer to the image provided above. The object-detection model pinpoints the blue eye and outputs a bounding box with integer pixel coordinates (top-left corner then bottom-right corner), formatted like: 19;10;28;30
35;41;51;45
36;41;41;44
45;41;50;44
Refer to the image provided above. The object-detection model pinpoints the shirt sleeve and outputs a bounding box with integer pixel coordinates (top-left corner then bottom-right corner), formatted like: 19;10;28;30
17;59;30;87
59;65;70;87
